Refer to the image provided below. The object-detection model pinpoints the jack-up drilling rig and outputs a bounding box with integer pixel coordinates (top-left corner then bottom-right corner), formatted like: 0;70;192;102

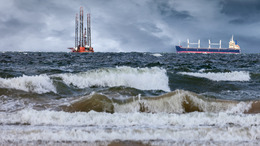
68;7;94;52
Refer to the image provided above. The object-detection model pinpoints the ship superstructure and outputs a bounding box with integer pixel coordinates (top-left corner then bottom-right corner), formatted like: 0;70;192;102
68;7;94;53
229;35;240;50
176;35;241;54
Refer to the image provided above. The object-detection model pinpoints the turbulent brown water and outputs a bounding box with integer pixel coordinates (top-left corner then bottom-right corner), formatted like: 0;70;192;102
65;90;260;114
0;52;259;145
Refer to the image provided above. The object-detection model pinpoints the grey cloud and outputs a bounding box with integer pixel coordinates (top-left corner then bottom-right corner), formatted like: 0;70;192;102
0;18;28;37
136;23;162;33
229;19;245;24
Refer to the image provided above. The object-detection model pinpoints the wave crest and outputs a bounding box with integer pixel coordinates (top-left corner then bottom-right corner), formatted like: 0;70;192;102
64;90;258;114
0;75;56;94
179;71;250;81
114;90;254;113
57;66;170;91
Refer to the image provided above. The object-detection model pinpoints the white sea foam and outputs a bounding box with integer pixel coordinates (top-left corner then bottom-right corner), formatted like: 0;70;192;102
179;71;250;81
0;109;259;142
0;95;28;112
0;75;56;94
152;53;162;57
57;66;170;91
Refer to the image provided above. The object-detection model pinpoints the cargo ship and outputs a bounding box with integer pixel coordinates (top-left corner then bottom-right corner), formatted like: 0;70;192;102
176;36;240;54
68;7;94;53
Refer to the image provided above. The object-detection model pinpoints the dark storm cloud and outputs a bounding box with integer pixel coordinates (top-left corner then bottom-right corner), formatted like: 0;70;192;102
0;0;259;52
220;0;260;24
156;1;193;20
0;18;29;37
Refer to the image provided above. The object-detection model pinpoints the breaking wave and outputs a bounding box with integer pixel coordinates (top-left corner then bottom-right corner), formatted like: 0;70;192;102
64;90;260;114
0;75;56;94
56;66;170;91
179;71;250;81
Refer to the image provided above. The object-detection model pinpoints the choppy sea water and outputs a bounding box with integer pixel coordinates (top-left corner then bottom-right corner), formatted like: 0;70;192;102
0;52;259;145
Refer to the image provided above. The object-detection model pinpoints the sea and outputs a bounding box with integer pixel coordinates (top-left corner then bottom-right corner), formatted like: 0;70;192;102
0;52;259;145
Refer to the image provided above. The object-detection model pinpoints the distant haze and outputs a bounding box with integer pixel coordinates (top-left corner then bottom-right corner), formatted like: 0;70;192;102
0;0;259;53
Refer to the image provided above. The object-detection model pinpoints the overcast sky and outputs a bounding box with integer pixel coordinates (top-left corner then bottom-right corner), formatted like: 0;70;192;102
0;0;260;53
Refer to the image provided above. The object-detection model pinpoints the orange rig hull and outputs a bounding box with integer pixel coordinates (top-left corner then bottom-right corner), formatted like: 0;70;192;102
68;47;94;53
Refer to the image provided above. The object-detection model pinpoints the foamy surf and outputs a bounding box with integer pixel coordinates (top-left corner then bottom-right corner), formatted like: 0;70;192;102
179;71;250;81
0;109;259;128
0;109;259;143
56;66;170;91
